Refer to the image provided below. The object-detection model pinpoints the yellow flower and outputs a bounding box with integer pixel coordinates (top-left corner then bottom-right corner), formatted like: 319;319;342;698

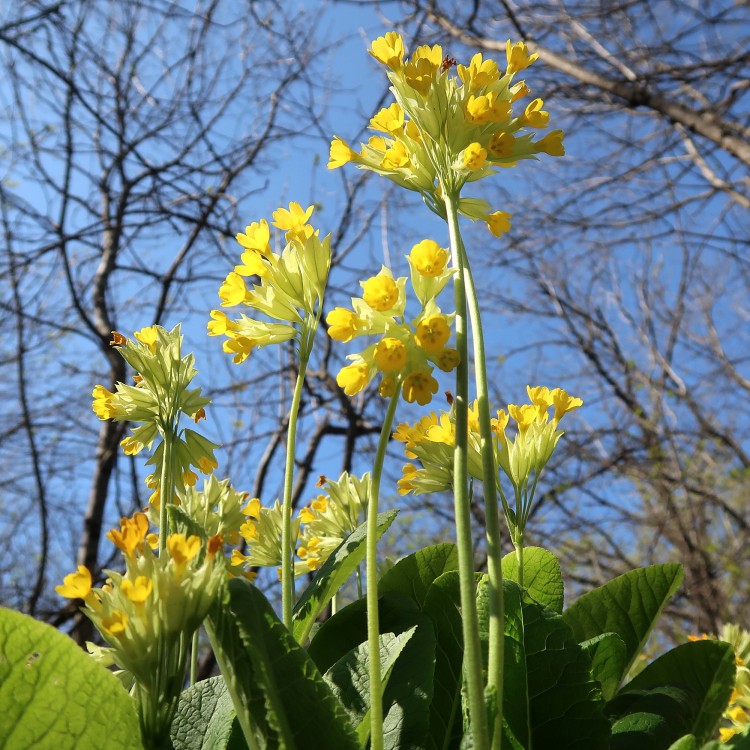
242;497;261;518
397;463;418;495
107;512;150;558
134;326;159;352
236;219;271;256
272;202;314;243
415;314;451;354
120;576;153;604
329;136;359;169
222;335;256;364
362;273;400;311
403;370;439;405
92;385;121;420
55;565;93;599
488;132;516;159
527;385;553;410
404;55;438;96
510;81;530;101
506;40;538;74
326;307;361;342
337;363;372;396
379;375;397;397
485;211;512;237
369;32;405;70
167;533;201;575
462;142;487;171
235;249;269;278
535;129;565;156
370;103;404;134
374;337;408;372
551;388;583;423
465;93;510;125
409;239;449;277
381;140;411;169
218;272;249;307
521;98;549;128
508;403;540;435
433;347;460;372
457;53;500;90
207;310;238;337
101;611;128;637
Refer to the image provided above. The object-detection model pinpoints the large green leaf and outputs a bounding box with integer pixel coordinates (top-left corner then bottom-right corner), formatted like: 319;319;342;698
293;509;398;644
477;578;611;750
308;592;435;750
563;563;683;687
422;571;465;750
502;546;564;613
0;606;142;749
378;543;458;608
208;579;359;750
171;676;247;750
324;627;417;746
608;640;736;749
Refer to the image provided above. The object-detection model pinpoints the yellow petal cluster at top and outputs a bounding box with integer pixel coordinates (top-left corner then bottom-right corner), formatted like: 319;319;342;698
395;385;582;498
209;203;331;365
92;326;219;502
327;239;458;406
330;34;564;236
56;510;224;687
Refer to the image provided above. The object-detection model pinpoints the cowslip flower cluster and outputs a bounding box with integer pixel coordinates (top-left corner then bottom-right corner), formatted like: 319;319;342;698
56;511;225;741
179;475;247;546
396;386;582;528
230;497;301;577
209;203;331;364
295;472;370;574
330;33;564;235
92;326;219;505
689;625;750;742
327;239;458;405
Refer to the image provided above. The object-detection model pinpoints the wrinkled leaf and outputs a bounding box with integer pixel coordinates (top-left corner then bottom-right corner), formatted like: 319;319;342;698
609;640;735;749
171;676;247;750
308;591;435;750
325;627;416;746
0;606;142;750
502;546;564;613
379;543;458;608
563;564;683;687
580;632;628;701
478;578;611;750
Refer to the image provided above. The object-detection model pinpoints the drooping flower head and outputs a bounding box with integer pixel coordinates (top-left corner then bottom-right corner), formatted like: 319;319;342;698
329;33;564;237
210;203;332;364
326;241;458;405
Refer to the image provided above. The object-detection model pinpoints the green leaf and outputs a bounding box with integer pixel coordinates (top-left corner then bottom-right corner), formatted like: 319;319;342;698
378;542;458;608
563;563;683;687
221;578;358;749
324;627;417;746
308;592;435;750
608;640;736;749
580;632;628;701
0;606;142;749
171;676;247;750
293;509;398;644
667;736;698;750
502;546;564;613
478;578;611;750
422;571;465;750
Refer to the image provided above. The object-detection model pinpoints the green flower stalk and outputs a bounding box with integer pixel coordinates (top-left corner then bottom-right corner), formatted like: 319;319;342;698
329;31;565;747
209;202;331;629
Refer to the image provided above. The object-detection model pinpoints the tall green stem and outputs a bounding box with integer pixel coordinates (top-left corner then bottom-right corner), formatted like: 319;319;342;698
281;352;309;630
158;428;176;553
366;384;401;750
458;241;505;749
444;192;490;749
